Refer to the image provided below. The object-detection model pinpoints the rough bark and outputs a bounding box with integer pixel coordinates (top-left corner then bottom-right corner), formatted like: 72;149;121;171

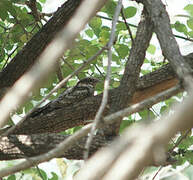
0;133;111;160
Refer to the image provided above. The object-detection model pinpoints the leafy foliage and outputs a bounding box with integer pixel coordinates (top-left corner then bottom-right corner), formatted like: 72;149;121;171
1;0;193;179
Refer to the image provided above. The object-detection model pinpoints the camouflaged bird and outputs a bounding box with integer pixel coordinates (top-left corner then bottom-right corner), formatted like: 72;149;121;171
30;77;99;117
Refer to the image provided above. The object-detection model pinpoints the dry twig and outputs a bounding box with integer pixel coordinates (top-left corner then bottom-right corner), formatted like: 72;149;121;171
84;0;123;160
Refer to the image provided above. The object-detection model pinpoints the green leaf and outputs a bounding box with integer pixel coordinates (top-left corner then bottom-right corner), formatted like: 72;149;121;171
184;151;193;164
173;154;186;167
7;117;14;126
147;44;156;54
112;53;120;64
79;39;90;47
115;44;129;58
101;26;110;32
187;18;193;30
174;21;188;34
10;0;26;3
89;17;102;30
7;175;16;180
138;109;155;119
165;97;175;107
38;169;48;179
85;29;94;38
49;172;59;180
4;0;17;17
184;4;193;17
120;119;135;133
188;30;193;37
89;17;102;37
112;80;120;88
99;27;110;45
0;48;5;61
24;101;34;112
144;58;150;63
111;66;121;73
36;2;42;11
68;79;77;87
68;48;82;59
0;8;8;21
123;6;137;18
102;0;116;17
20;34;28;43
160;105;167;113
0;0;17;20
178;136;193;149
39;0;46;3
116;22;127;31
72;126;83;133
86;45;99;57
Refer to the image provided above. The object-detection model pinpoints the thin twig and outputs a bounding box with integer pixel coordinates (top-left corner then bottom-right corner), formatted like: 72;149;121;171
152;166;162;180
56;60;63;82
79;50;105;78
13;15;29;41
18;173;24;180
30;23;40;34
2;46;19;69
152;126;191;180
150;107;160;117
26;0;40;22
61;56;76;71
169;129;191;153
96;14;138;28
121;7;134;44
0;24;8;31
36;165;45;180
84;0;130;160
41;12;54;17
0;26;13;58
93;64;105;78
96;14;193;42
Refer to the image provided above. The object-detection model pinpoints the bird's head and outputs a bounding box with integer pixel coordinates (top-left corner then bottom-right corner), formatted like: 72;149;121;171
76;77;100;87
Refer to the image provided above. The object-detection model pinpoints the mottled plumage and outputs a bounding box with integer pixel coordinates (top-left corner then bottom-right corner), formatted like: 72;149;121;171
30;77;99;117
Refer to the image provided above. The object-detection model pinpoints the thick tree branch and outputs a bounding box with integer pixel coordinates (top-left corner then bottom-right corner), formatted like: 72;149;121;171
6;54;193;135
0;84;181;176
138;0;193;87
100;8;153;136
0;133;110;160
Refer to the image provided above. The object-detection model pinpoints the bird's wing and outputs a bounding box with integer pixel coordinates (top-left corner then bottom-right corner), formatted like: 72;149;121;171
30;87;74;118
30;85;93;118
